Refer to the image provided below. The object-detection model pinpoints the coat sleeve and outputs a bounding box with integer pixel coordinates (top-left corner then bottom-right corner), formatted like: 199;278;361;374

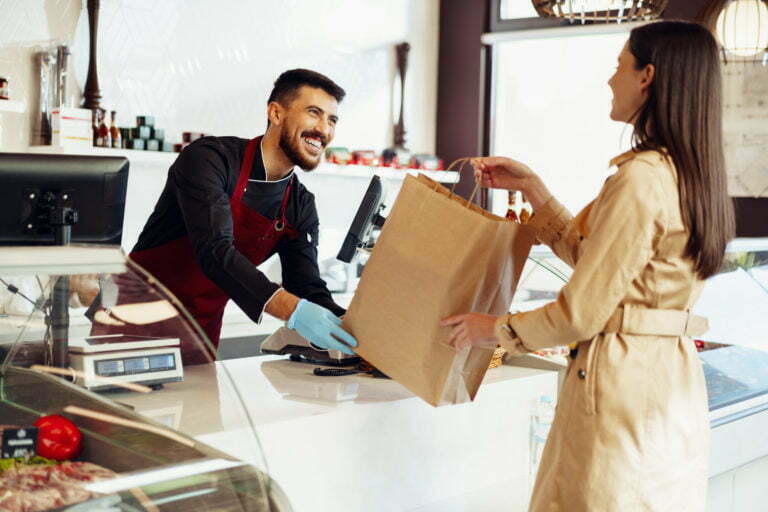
502;160;667;351
171;143;280;323
527;197;587;268
277;195;345;317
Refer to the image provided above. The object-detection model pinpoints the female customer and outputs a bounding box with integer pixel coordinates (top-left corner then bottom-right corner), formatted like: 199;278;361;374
442;21;734;511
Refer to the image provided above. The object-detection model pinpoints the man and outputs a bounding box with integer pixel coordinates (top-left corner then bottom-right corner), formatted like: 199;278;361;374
125;69;357;364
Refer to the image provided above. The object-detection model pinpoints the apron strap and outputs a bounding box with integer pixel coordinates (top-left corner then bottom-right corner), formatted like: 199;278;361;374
274;175;295;231
232;137;260;207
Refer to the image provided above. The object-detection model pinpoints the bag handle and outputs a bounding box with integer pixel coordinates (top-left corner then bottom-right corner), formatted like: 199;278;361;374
442;157;482;207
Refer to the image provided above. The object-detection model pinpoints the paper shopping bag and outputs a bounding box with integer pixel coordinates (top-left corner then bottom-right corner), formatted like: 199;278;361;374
343;174;535;406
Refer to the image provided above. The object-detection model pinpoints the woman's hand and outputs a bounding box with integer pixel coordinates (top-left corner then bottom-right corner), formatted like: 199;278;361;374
471;156;552;210
440;313;499;351
471;156;534;191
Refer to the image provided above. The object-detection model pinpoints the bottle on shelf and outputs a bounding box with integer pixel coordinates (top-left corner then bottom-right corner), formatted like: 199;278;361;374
119;128;130;149
97;108;111;148
520;193;532;224
529;395;556;486
91;109;100;147
0;77;9;100
506;190;519;223
110;111;120;148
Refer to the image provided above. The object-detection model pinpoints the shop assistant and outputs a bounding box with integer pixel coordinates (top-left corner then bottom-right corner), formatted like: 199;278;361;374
128;69;357;363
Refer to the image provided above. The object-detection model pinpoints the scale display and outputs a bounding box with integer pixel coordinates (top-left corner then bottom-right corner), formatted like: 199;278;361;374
95;353;177;377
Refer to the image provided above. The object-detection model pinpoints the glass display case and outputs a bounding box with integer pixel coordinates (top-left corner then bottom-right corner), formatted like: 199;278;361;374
693;238;768;417
0;245;291;511
512;239;768;415
507;247;574;368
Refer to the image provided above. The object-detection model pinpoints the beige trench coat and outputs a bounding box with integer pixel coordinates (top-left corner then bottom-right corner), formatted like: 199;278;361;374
496;149;710;511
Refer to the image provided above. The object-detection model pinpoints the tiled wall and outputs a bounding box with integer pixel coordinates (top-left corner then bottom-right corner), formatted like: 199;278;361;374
0;0;438;154
722;63;768;198
0;0;439;288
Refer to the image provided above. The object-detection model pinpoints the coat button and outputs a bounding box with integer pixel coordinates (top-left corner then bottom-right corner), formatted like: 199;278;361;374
577;369;586;379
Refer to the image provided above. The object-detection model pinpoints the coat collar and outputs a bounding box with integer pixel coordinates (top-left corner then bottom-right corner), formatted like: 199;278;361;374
609;147;669;168
609;149;638;168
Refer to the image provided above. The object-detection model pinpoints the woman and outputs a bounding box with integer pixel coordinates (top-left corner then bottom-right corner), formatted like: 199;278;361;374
442;21;734;511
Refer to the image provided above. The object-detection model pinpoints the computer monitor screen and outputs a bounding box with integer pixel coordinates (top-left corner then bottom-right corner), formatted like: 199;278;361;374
337;175;384;263
0;153;129;245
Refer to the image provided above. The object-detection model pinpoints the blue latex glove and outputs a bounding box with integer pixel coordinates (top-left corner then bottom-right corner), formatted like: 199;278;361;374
286;299;358;355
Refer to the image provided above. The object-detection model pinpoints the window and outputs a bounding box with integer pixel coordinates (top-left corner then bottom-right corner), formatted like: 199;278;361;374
499;0;539;19
489;27;635;216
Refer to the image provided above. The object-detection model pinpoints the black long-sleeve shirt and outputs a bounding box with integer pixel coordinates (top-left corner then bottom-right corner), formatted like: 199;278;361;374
133;135;344;321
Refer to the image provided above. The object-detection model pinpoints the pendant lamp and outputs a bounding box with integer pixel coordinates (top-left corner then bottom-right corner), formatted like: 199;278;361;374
532;0;667;23
714;0;768;61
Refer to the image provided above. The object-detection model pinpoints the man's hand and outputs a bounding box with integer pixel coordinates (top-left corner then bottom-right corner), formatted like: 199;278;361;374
440;313;499;351
287;299;358;355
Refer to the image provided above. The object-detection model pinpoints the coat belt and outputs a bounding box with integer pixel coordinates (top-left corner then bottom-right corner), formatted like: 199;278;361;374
603;305;709;337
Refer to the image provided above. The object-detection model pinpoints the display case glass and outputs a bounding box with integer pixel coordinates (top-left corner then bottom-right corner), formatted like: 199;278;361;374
510;247;574;360
513;239;768;413
0;245;290;511
694;238;768;412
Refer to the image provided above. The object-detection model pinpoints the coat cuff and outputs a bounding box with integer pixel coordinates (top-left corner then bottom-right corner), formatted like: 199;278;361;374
495;313;533;356
527;196;571;246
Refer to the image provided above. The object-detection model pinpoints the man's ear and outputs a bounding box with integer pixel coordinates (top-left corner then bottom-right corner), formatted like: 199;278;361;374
640;63;655;93
267;101;283;126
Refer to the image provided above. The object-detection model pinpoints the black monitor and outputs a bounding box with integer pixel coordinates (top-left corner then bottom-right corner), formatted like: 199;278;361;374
0;152;129;368
0;152;129;246
337;175;386;263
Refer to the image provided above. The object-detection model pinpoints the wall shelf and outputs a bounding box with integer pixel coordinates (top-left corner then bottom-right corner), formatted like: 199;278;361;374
314;162;460;183
0;100;26;113
23;145;178;166
12;147;462;183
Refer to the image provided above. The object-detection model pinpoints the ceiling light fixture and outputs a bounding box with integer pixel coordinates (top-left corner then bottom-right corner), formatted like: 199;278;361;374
714;0;768;60
532;0;667;24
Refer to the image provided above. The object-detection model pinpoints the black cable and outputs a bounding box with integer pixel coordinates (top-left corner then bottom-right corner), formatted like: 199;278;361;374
0;277;40;309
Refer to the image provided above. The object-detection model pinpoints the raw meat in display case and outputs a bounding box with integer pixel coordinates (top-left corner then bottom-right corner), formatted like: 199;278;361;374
0;461;116;512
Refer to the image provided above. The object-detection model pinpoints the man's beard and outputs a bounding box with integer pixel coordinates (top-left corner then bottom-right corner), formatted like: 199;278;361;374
279;126;322;171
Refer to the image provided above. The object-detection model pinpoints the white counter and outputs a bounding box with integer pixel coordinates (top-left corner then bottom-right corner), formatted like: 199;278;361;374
119;355;559;512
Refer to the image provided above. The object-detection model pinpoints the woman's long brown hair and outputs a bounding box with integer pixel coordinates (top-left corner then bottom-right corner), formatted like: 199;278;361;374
629;21;735;279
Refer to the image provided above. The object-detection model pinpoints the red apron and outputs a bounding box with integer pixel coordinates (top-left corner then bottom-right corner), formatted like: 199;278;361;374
105;137;298;365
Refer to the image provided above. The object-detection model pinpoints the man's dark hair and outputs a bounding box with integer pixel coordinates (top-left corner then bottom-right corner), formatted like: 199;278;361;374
267;69;346;106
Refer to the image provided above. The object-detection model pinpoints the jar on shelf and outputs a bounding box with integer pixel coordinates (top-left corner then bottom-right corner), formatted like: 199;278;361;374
0;77;9;100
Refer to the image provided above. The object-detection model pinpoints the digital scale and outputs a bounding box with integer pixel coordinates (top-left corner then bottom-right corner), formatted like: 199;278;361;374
69;334;184;391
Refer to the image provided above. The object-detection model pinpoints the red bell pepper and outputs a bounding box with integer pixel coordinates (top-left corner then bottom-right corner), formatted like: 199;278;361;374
34;414;82;461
